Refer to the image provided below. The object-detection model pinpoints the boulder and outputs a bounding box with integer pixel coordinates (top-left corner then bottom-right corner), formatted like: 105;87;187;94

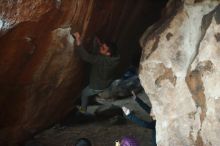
0;1;88;145
139;0;220;146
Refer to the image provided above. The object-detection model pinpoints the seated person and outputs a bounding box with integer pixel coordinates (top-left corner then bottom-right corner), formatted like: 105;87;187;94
96;65;142;102
122;91;156;146
73;32;120;112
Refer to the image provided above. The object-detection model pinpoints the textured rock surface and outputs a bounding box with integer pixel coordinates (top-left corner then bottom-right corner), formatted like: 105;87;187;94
139;0;220;146
0;0;167;145
0;1;93;145
0;0;54;36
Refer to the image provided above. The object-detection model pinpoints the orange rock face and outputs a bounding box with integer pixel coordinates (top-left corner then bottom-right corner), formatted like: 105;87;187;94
0;0;166;145
0;1;88;145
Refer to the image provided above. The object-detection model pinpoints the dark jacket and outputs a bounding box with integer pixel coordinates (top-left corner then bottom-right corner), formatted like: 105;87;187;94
76;44;120;90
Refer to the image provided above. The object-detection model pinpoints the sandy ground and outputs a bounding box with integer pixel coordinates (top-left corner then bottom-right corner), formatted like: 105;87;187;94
28;91;155;146
33;121;153;146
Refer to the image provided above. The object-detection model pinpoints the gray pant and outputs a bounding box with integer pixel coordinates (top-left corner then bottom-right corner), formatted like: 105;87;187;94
81;86;103;110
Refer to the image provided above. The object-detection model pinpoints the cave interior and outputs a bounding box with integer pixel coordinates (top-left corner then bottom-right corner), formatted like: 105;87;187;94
0;0;168;145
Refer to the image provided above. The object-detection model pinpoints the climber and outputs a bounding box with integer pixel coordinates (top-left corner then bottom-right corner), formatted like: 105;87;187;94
73;32;120;113
122;91;156;146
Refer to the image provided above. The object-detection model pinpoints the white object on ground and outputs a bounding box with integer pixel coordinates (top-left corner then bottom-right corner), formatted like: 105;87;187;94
122;106;131;116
